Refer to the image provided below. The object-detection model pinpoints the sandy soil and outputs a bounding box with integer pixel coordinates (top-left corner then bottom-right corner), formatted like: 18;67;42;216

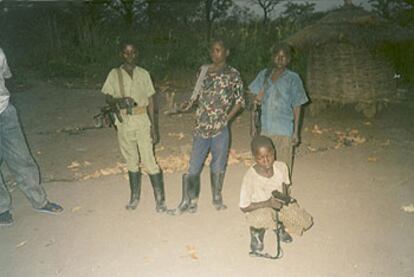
0;80;413;277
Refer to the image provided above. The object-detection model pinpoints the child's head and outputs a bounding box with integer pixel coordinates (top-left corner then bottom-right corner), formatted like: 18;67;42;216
119;39;137;66
250;135;275;169
210;38;229;65
271;43;292;69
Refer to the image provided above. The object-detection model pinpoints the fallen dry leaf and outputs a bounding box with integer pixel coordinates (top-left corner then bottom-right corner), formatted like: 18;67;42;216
335;129;366;146
143;256;152;264
16;240;28;248
157;154;190;173
71;206;82;212
67;161;81;169
401;204;414;213
380;139;391;146
167;132;185;140
311;124;323;135
155;145;165;152
352;136;366;144
367;156;378;162
349;129;359;135
185;245;198;260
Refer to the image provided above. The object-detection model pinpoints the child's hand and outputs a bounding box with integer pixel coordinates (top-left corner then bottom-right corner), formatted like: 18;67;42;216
267;197;283;210
179;100;192;112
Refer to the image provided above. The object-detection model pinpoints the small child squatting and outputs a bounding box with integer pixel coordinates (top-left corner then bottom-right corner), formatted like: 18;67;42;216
239;135;313;258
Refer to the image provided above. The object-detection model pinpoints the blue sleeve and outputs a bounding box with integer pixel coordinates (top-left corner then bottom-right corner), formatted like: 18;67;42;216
291;74;309;107
248;69;267;96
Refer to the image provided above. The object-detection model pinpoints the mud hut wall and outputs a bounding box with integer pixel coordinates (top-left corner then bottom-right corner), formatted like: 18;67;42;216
306;43;396;103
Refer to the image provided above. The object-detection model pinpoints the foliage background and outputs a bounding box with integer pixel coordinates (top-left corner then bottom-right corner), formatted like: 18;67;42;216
0;0;412;88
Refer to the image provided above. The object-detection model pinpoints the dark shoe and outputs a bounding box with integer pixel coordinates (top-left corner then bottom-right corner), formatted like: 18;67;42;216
210;171;227;210
0;210;13;226
149;172;167;213
279;225;293;243
126;171;141;210
249;227;265;254
35;201;64;214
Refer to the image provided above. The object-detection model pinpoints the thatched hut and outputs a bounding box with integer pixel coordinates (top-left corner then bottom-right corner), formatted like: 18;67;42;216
285;1;414;117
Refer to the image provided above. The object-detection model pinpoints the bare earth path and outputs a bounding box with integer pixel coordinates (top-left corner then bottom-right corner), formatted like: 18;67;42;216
0;81;413;276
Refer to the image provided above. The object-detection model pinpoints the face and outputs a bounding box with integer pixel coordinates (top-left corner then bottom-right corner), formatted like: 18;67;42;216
210;42;228;65
121;44;137;66
273;49;290;69
254;146;275;170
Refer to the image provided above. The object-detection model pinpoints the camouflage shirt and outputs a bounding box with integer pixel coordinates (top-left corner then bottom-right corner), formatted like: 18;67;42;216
193;64;245;138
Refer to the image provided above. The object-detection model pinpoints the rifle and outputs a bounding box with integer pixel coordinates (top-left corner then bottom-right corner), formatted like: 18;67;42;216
252;102;262;135
93;104;123;130
251;68;273;135
117;97;136;115
271;183;296;206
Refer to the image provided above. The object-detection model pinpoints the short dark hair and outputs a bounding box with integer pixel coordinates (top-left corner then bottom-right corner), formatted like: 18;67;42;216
119;39;137;52
250;135;274;155
271;43;292;59
210;38;229;51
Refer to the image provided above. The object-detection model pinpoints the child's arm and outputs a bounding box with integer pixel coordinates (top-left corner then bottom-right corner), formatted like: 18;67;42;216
240;197;282;213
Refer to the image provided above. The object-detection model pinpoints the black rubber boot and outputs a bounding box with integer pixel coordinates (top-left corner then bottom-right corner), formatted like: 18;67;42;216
0;210;13;226
126;171;141;210
149;172;167;213
279;224;293;243
249;227;265;255
167;174;191;215
210;171;227;210
187;174;200;213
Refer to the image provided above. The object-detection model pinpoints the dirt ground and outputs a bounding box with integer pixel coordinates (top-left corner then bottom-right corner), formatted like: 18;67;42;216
0;80;413;277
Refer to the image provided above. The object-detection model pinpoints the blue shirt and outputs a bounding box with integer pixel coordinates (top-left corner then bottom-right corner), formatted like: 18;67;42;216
249;68;308;137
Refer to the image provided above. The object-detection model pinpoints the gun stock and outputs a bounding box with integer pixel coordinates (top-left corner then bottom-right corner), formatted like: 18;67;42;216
271;189;294;205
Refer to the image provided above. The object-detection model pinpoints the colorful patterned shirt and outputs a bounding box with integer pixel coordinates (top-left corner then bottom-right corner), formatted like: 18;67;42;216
193;64;244;138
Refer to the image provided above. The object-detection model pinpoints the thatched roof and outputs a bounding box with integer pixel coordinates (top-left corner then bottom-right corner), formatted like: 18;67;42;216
285;4;414;49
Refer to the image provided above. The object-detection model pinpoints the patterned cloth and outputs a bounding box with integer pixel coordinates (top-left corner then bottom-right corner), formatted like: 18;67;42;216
193;64;244;138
